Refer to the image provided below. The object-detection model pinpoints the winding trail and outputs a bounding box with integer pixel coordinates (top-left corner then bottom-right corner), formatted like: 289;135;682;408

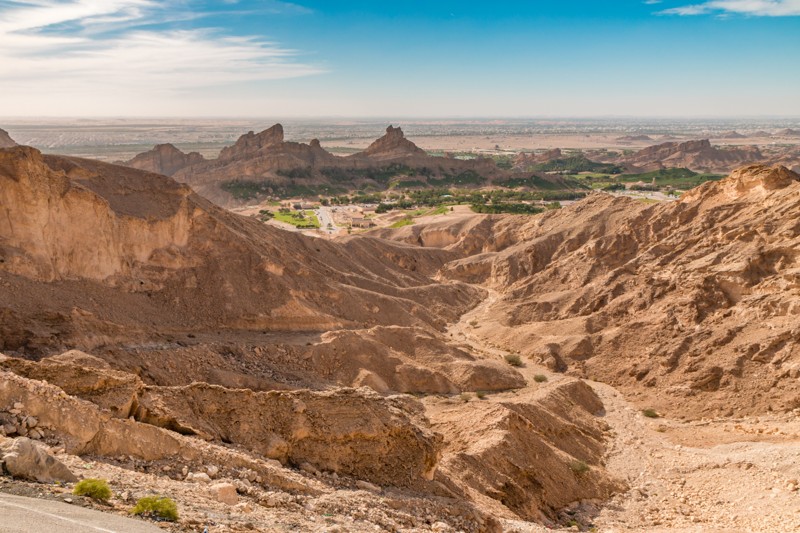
446;285;800;532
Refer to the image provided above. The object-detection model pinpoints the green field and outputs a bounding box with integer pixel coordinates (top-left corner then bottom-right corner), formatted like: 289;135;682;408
273;210;320;229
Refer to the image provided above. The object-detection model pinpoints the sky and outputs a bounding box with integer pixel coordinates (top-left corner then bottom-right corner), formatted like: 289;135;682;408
0;0;798;117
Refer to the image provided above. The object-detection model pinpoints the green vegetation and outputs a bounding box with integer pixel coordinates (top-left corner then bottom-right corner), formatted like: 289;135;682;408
505;354;523;367
496;174;585;191
533;374;548;383
131;496;179;522
642;409;660;418
475;390;487;399
569;460;590;476
532;154;625;174
570;167;724;192
73;479;112;501
428;169;487;187
273;209;320;229
389;216;415;229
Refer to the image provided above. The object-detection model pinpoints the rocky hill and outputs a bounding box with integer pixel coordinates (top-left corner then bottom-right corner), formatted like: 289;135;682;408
122;143;205;176
619;139;763;172
123;124;507;206
0;144;621;530
0;128;17;148
386;164;800;419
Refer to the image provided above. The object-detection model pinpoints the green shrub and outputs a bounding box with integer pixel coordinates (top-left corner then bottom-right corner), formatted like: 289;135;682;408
73;478;112;501
642;409;660;418
131;496;179;522
504;354;523;367
475;391;487;400
459;392;472;403
533;374;548;383
569;460;590;476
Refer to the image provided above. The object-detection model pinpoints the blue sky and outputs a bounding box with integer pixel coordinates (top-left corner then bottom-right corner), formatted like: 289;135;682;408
0;0;798;117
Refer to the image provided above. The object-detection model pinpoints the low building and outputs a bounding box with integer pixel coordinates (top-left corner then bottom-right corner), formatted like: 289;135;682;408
350;217;375;228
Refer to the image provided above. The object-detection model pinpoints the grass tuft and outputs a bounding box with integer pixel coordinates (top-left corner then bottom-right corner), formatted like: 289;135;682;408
131;496;179;522
73;479;112;501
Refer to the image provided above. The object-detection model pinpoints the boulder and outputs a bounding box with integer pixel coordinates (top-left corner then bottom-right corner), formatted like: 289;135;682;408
0;437;77;483
209;482;238;505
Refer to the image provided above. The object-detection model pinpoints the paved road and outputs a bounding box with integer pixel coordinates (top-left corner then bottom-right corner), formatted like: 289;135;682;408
0;493;164;533
315;206;338;234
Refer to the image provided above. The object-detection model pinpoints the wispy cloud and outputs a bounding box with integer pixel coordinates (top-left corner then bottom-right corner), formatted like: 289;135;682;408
660;0;800;16
0;0;323;114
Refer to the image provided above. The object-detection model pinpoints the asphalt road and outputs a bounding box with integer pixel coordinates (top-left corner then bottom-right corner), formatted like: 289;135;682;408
315;206;338;234
0;493;164;533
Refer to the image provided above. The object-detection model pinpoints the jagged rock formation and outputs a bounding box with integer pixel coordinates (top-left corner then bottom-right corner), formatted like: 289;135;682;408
122;124;505;206
397;164;800;418
621;139;763;172
123;143;205;176
359;125;428;159
0;128;16;148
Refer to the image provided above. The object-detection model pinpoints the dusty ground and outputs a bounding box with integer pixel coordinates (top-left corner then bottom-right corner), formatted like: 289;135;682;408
444;286;800;533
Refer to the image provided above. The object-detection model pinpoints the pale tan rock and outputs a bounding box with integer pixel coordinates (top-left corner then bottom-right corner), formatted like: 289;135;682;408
209;482;238;505
0;437;77;483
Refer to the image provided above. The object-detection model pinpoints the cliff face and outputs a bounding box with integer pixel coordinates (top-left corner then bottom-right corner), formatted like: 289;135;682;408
0;146;195;283
0;128;17;148
123;143;205;176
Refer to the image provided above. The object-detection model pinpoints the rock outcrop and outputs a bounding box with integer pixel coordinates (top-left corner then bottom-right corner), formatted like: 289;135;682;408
622;139;763;172
122;124;504;206
218;124;287;161
0;437;77;483
358;125;428;159
0;128;16;148
424;164;800;418
123;143;205;176
135;384;442;486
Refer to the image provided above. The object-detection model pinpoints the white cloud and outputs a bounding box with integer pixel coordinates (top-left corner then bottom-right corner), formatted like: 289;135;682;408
0;0;323;115
660;0;800;16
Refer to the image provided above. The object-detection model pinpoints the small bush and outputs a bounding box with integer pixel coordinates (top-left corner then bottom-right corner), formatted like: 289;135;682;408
533;374;548;383
131;496;179;522
73;478;112;501
504;354;523;367
468;320;479;327
475;391;487;400
569;460;590;476
642;409;660;419
459;392;472;403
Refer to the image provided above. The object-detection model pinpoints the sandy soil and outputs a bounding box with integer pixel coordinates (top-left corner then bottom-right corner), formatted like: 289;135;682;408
445;287;800;533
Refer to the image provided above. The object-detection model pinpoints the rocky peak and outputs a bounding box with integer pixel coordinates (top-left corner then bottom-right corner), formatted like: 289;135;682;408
0;128;17;148
682;164;799;203
361;125;426;157
219;124;285;160
123;143;205;177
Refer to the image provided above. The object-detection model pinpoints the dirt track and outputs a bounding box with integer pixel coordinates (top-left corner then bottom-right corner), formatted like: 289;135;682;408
447;285;800;532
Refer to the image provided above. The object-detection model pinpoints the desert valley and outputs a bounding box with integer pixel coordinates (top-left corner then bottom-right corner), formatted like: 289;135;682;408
2;118;800;532
2;0;800;532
